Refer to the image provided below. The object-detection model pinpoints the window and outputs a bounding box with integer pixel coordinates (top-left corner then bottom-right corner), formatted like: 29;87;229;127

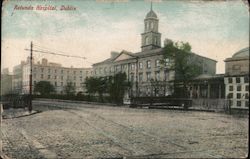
245;93;249;99
139;62;143;69
147;61;151;69
73;82;76;86
80;70;82;74
229;85;233;91
61;76;63;80
74;76;76;80
131;64;135;70
237;93;241;99
80;76;82;81
236;77;241;83
246;85;249;91
139;73;143;82
61;70;63;74
244;76;249;83
74;71;76;74
227;93;233;99
155;60;160;67
55;82;57;86
145;36;149;45
48;69;50;73
165;58;170;66
41;68;44;73
155;71;160;81
237;101;241;107
41;74;44;79
228;77;233;83
55;69;57;73
245;101;249;107
130;73;134;82
150;22;153;29
48;75;50;79
104;67;107;73
237;85;241;91
99;68;102;74
34;73;36;78
146;72;151;81
61;82;63;86
34;81;36;85
164;70;169;81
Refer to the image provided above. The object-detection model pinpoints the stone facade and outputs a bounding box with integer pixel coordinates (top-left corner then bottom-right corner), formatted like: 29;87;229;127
92;8;217;98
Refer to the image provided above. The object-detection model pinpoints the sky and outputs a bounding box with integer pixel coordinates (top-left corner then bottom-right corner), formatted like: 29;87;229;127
1;0;249;74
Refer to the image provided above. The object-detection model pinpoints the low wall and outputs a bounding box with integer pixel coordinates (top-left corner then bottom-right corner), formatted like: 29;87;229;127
191;98;229;112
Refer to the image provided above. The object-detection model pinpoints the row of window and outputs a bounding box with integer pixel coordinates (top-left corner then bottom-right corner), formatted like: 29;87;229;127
227;93;249;99
229;100;249;107
33;74;84;81
95;59;171;75
227;77;249;83
228;85;249;92
33;67;90;75
130;71;170;82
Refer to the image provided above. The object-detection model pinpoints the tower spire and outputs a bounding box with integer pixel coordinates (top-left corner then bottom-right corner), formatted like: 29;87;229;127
150;1;152;11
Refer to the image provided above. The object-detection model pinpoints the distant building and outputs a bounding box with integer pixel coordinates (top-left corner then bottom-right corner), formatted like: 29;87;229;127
224;47;249;110
13;57;93;95
1;68;13;95
92;6;217;97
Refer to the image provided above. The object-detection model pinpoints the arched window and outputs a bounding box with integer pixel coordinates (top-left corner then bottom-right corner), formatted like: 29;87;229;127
150;22;154;29
145;36;149;45
154;37;157;45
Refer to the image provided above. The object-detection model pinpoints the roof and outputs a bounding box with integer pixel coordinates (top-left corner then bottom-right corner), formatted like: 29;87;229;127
232;47;249;58
93;47;217;66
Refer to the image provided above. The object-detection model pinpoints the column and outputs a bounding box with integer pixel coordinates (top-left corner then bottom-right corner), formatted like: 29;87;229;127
207;83;210;99
197;85;200;98
218;84;221;99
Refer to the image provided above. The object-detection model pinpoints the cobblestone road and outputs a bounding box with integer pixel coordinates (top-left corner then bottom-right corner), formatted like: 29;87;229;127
1;100;249;158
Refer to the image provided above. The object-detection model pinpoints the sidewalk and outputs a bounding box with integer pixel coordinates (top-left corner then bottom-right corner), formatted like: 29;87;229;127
2;108;39;119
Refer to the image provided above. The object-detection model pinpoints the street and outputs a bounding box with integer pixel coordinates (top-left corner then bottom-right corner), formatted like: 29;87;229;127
1;100;249;158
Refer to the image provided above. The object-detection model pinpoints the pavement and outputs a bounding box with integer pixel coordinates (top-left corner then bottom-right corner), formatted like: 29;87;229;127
1;100;249;158
1;108;39;119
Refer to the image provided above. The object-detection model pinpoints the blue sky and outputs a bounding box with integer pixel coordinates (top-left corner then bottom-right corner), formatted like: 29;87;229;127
2;0;249;73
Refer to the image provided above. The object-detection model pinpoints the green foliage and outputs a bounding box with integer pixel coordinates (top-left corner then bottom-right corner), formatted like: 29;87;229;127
163;40;202;97
64;82;76;95
34;81;55;96
109;72;131;105
85;72;131;104
163;41;201;80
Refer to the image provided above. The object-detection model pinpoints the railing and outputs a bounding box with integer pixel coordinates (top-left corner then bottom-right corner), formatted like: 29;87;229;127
130;96;192;110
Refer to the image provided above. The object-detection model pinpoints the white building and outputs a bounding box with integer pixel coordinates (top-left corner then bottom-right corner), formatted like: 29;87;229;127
224;47;249;110
13;57;93;95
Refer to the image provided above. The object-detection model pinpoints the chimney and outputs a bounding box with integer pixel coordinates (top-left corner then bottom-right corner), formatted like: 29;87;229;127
41;58;48;66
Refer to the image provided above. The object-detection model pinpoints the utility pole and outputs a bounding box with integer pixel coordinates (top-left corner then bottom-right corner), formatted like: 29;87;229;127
28;41;33;112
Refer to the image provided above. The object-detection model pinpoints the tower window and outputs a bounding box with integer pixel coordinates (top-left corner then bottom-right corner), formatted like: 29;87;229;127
145;36;149;45
150;22;153;29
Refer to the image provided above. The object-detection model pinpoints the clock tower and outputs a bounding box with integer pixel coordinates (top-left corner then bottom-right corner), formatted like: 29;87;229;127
141;4;161;51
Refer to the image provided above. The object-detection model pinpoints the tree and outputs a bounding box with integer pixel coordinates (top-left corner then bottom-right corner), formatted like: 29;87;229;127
162;40;202;97
34;81;55;96
109;72;131;105
64;82;76;95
